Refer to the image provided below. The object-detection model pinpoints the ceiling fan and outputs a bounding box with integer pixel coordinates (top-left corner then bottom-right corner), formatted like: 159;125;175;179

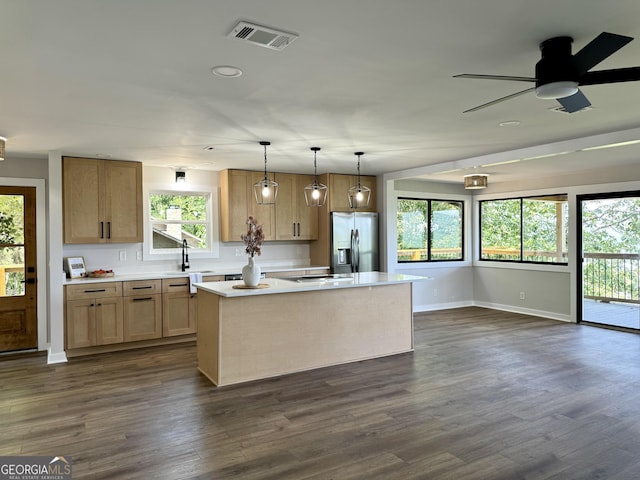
455;32;640;113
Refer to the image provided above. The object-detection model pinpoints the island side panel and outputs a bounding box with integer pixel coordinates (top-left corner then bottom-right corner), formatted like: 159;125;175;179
196;290;221;385
216;283;413;386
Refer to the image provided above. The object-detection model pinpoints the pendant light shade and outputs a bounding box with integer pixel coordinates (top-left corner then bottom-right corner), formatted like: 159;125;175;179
304;147;328;207
464;174;488;189
0;136;6;161
253;141;278;205
348;152;371;209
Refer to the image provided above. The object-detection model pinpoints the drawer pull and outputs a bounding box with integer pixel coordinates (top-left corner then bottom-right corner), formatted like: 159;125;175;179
132;297;153;302
132;285;153;290
84;289;106;293
169;283;188;287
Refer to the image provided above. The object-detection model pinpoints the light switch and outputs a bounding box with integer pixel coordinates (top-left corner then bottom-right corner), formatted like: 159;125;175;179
119;251;127;261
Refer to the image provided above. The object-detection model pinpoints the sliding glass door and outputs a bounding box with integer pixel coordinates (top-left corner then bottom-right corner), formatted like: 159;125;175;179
578;192;640;330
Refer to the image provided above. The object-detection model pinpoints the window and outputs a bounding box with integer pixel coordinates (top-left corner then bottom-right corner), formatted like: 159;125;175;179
397;198;464;262
149;192;211;253
480;194;568;264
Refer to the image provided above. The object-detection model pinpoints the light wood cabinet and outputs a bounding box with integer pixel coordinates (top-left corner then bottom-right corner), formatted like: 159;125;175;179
162;279;197;337
327;173;377;212
219;169;276;242
65;283;123;348
63;157;143;244
274;173;318;240
123;280;162;342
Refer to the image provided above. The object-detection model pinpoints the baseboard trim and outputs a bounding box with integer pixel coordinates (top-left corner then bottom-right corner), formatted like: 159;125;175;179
47;348;68;364
413;300;572;323
414;300;474;312
472;301;572;322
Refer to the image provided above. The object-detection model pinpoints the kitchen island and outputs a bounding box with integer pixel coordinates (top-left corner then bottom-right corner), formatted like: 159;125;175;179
195;272;426;386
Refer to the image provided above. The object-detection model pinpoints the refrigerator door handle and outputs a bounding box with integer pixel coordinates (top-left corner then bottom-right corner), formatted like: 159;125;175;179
354;229;360;272
350;229;356;273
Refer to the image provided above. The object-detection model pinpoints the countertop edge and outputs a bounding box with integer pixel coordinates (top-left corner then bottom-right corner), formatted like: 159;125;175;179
63;265;330;285
195;273;430;297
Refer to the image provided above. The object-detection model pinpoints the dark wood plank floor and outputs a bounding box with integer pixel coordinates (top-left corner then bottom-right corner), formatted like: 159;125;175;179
2;307;640;479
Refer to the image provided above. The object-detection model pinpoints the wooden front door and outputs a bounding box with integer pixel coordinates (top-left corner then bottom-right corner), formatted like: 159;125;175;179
0;186;37;352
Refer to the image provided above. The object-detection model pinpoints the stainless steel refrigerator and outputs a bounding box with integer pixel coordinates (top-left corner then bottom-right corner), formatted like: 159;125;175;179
330;212;379;274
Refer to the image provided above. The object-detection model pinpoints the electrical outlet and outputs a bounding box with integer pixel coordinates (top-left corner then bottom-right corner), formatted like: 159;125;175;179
235;248;244;257
433;288;438;297
136;251;142;261
519;291;525;300
119;251;127;261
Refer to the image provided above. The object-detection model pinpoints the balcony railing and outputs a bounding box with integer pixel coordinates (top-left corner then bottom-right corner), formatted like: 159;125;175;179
583;253;640;304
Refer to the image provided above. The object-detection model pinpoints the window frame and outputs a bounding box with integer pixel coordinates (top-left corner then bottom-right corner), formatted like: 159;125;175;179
397;197;465;263
143;185;220;260
479;193;568;265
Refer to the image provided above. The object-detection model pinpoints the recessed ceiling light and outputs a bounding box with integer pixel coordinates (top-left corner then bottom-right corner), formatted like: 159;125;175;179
211;65;243;78
95;153;112;158
202;146;215;151
498;120;521;127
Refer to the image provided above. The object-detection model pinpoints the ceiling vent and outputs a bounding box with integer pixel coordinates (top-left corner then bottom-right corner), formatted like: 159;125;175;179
228;21;298;51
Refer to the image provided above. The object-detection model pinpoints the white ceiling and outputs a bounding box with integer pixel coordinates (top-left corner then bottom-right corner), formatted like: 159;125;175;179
2;0;640;188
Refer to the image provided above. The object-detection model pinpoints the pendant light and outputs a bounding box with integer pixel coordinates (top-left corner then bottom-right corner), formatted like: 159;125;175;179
348;151;371;209
304;147;328;207
253;141;278;205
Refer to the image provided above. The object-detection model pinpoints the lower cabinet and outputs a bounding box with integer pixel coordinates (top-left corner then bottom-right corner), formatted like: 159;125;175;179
123;280;162;342
65;282;123;349
162;279;197;337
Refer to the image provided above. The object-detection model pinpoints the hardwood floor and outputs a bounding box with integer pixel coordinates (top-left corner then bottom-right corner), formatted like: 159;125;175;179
2;307;640;479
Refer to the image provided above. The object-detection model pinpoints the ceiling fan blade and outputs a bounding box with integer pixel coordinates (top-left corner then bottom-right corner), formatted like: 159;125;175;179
454;74;536;83
462;87;535;113
573;32;633;73
556;89;591;113
579;66;640;86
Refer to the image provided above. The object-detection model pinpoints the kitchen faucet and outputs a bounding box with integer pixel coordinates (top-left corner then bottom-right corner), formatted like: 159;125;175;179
181;239;190;272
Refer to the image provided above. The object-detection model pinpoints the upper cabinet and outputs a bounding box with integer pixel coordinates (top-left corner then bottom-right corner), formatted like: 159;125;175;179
219;169;276;242
326;174;377;212
63;157;143;244
219;170;376;243
275;173;318;240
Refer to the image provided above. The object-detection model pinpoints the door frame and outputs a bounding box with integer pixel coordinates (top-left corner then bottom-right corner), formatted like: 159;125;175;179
0;177;47;351
576;189;640;328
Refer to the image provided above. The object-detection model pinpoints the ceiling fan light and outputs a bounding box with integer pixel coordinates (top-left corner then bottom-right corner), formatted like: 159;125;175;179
535;81;579;100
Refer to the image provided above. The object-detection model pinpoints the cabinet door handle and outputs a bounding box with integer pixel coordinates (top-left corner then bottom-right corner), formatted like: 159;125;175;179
297;222;300;237
100;221;104;239
84;289;106;293
107;222;111;239
132;286;153;290
132;297;153;302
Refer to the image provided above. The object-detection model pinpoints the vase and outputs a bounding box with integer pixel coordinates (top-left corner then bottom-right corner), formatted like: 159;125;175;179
242;256;261;287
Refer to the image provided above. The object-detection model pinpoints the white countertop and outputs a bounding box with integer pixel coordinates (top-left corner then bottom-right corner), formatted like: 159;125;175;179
195;272;430;298
63;265;329;285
